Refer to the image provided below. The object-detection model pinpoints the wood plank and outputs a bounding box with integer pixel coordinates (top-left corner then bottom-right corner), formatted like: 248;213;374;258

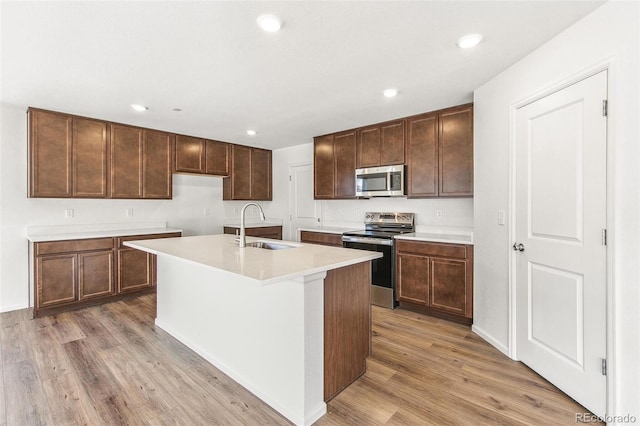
0;294;602;426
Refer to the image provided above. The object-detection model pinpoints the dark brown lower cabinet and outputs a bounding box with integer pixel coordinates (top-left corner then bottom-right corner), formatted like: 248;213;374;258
299;231;343;247
32;232;181;317
223;226;282;240
396;240;473;325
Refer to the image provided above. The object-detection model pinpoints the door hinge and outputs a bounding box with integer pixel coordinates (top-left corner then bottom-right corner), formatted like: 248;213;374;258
601;358;607;376
602;100;608;117
289;175;292;181
602;229;607;246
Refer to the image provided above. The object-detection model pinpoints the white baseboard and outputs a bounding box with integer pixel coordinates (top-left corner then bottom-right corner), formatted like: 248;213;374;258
0;302;29;313
472;325;511;358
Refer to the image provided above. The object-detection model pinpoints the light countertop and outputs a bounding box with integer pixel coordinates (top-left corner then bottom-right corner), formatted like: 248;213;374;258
395;231;473;245
26;222;182;242
297;226;361;235
223;222;284;229
125;234;381;285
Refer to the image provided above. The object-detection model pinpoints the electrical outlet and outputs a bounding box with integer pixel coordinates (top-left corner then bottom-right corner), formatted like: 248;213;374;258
436;209;443;219
125;208;134;217
64;209;74;219
204;208;210;216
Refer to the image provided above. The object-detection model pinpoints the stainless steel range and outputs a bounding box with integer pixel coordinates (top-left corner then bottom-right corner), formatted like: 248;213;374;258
342;212;415;309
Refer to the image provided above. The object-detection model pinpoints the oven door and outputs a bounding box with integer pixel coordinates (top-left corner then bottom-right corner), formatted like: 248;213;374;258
342;236;395;309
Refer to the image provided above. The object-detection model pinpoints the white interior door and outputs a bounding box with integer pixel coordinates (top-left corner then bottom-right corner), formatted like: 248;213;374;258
289;163;320;241
514;70;607;417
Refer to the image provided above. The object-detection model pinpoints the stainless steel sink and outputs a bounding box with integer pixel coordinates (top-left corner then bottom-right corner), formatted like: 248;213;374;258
245;241;297;250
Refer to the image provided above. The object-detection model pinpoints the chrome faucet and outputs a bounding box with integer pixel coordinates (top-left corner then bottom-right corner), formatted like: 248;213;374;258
238;202;266;248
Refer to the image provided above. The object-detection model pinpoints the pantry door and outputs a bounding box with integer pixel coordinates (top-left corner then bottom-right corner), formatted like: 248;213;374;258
514;70;608;417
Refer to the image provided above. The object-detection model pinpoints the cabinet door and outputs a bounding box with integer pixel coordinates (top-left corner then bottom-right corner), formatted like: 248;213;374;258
429;258;469;317
73;117;109;197
356;127;380;168
205;140;230;176
29;109;73;197
334;131;357;198
380;121;405;165
78;250;114;300
439;105;473;196
396;253;429;305
117;248;153;293
110;125;143;198
230;145;252;199
314;135;335;199
175;135;205;173
36;254;77;308
143;129;173;199
300;231;343;247
251;148;272;200
406;113;438;197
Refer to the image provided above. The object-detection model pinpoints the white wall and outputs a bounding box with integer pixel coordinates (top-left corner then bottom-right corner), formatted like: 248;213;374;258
0;104;230;311
474;1;639;420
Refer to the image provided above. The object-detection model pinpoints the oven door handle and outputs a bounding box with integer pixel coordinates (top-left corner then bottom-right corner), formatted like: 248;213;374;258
342;235;394;246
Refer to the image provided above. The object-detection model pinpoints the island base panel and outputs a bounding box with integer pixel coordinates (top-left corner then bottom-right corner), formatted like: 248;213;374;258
324;261;371;401
154;256;327;426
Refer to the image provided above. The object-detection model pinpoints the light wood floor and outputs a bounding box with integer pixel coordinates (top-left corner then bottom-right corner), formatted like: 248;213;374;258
0;294;598;425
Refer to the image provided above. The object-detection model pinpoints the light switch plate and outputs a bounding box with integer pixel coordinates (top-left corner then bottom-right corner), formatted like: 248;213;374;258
498;210;506;226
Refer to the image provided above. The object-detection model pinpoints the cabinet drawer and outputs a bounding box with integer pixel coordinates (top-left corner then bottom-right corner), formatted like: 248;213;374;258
300;231;343;247
116;232;181;249
396;240;468;259
36;238;114;255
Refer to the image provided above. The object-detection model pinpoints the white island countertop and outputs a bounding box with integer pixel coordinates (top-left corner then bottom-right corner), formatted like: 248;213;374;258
125;233;381;285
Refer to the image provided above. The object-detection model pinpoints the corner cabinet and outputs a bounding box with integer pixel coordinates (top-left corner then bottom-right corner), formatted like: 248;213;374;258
223;146;272;200
406;104;473;198
313;130;357;199
395;239;473;324
32;232;181;317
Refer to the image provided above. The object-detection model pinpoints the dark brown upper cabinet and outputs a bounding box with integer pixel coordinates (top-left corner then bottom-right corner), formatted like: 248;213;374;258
174;135;230;176
356;120;405;168
406;104;473;198
110;125;173;199
29;109;108;198
438;104;473;197
223;145;272;200
313;130;357;200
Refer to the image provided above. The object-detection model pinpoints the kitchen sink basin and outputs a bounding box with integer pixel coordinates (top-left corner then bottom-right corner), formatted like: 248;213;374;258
245;241;298;250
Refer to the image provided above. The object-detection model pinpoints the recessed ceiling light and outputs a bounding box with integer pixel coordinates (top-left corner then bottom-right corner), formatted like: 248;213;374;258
246;130;257;136
131;104;148;112
456;33;483;49
383;89;398;98
257;14;283;32
172;108;182;112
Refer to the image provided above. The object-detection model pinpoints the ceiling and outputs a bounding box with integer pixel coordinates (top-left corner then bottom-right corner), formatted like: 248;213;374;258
1;1;604;150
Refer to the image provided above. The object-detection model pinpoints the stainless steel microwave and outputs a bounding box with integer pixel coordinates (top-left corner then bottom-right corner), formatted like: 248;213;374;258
355;165;405;197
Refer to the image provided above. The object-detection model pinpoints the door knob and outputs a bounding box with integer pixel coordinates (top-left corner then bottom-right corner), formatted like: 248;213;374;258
513;243;525;252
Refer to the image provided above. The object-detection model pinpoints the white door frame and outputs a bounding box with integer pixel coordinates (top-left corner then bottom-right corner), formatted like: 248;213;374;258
288;161;320;241
508;58;616;416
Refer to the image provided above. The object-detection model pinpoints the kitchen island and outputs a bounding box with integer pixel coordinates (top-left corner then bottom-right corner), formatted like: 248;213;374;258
125;234;381;426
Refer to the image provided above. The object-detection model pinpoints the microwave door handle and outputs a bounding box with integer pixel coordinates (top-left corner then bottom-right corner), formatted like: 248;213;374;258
387;172;391;192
